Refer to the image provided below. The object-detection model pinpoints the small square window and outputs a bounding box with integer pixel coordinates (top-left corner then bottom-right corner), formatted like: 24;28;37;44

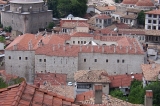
117;59;119;63
9;56;11;59
153;15;157;18
44;59;46;62
81;41;83;44
25;57;28;60
148;14;152;17
148;20;151;23
106;59;108;63
84;59;86;62
19;57;21;60
39;59;42;62
122;60;125;63
153;20;157;24
95;59;97;62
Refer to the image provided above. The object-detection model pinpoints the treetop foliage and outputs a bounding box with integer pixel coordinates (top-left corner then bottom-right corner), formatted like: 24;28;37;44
47;0;87;18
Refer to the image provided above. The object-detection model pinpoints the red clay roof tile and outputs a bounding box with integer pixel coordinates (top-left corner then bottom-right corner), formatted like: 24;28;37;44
0;81;79;106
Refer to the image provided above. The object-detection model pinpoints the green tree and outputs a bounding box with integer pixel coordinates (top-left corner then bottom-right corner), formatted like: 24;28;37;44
0;36;5;43
145;81;160;106
47;0;59;17
4;26;12;32
128;80;145;104
48;0;87;18
137;10;145;26
48;22;55;29
110;89;127;100
0;77;7;88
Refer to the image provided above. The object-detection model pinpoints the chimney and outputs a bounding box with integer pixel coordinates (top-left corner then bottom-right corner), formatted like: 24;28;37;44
114;46;116;53
58;44;60;49
126;46;128;53
130;46;132;50
63;45;66;51
145;90;153;106
151;64;156;69
135;46;137;53
36;82;40;88
80;45;82;52
91;46;93;52
120;45;122;50
13;44;17;50
102;46;104;53
53;46;55;51
94;84;102;104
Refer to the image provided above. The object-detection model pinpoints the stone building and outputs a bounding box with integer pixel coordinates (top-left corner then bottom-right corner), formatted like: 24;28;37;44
145;9;160;30
1;0;52;34
5;32;144;83
116;0;156;12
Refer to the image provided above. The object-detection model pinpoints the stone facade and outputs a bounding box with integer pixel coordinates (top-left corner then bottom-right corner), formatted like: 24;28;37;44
1;0;52;34
5;50;35;84
5;33;144;83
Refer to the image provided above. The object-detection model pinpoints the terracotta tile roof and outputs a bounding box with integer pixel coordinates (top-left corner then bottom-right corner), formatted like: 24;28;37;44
34;72;67;85
71;32;93;37
74;70;111;83
62;22;89;28
96;14;111;19
122;0;138;4
121;14;138;19
40;82;75;99
0;70;17;82
6;33;42;51
136;0;154;6
126;8;141;13
0;81;79;106
108;73;143;88
76;90;143;106
145;9;160;15
0;0;7;4
118;29;160;36
35;36;144;56
61;22;77;28
141;64;160;81
95;6;116;11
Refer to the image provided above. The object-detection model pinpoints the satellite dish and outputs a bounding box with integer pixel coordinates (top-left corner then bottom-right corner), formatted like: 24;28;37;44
131;72;133;75
131;75;134;79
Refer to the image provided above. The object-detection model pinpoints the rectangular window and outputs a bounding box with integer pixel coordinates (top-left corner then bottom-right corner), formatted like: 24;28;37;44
84;41;86;44
153;15;157;18
78;41;80;44
153;20;157;24
19;57;21;60
153;26;156;29
117;59;119;63
148;20;151;23
148;14;152;17
99;19;102;23
44;59;46;62
25;57;28;60
106;59;108;63
94;59;97;62
9;56;11;59
84;59;86;62
73;41;75;44
148;25;151;29
39;59;42;62
122;60;125;63
81;41;83;44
